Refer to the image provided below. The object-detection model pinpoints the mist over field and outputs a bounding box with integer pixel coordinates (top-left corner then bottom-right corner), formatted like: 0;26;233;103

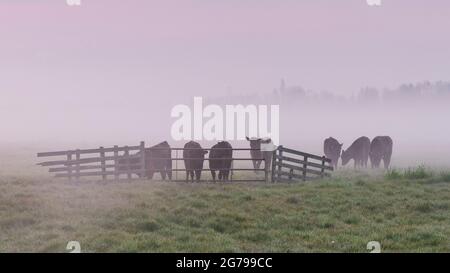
1;81;450;170
1;1;449;170
1;1;450;254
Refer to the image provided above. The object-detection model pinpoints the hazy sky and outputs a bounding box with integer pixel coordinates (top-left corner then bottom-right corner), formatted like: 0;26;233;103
0;0;449;144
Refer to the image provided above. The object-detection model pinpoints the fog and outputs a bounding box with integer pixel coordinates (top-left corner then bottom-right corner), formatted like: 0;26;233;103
1;1;450;168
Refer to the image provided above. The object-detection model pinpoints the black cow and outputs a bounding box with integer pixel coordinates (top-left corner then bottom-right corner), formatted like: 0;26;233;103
209;141;233;182
246;137;274;173
323;137;343;169
116;141;172;180
183;141;208;182
341;136;371;168
369;136;393;169
145;141;172;180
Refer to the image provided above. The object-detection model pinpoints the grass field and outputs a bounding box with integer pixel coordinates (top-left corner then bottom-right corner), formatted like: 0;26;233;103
1;164;449;253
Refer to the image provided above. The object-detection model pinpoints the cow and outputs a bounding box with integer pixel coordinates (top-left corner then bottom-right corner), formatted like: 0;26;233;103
246;137;275;173
209;141;233;182
116;141;172;180
145;141;172;180
183;141;208;182
323;137;343;169
369;136;393;169
341;136;371;168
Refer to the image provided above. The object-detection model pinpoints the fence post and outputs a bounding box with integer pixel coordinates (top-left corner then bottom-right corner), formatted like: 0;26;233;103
175;149;178;181
140;141;146;179
277;146;283;181
113;145;119;181
303;155;308;181
75;149;80;182
321;156;326;178
124;146;131;181
100;147;106;181
67;151;73;181
271;148;277;183
264;157;269;183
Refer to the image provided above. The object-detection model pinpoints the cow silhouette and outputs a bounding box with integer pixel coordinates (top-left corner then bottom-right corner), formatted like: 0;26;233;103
341;136;371;168
116;141;172;180
323;137;343;169
246;137;274;174
183;141;208;182
369;136;393;169
209;141;233;182
145;141;172;180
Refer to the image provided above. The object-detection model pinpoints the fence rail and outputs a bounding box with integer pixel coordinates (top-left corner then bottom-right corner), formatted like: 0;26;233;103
271;146;333;182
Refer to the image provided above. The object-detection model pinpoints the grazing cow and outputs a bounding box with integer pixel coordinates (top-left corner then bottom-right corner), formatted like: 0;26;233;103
209;141;233;182
323;137;343;169
369;136;393;169
341;136;371;168
116;141;172;180
183;141;208;182
246;137;275;173
145;141;172;180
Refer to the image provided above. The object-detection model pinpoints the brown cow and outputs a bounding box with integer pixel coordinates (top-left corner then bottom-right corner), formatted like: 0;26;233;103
209;141;233;182
369;136;393;169
323;137;343;169
183;141;208;182
341;136;371;168
246;137;275;173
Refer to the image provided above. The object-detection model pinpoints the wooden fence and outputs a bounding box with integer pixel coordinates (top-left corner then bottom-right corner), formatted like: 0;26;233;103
37;143;269;182
37;142;146;181
271;145;333;182
37;143;333;183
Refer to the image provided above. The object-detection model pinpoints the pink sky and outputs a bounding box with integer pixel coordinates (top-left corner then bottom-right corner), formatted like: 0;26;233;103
0;0;449;143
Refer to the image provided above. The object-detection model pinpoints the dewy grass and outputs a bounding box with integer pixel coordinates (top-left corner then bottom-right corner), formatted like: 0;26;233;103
404;165;433;180
385;166;434;181
439;172;450;183
0;163;449;253
385;169;403;180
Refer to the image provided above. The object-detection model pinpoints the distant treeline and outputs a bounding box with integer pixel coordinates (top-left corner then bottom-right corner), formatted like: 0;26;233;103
207;81;450;106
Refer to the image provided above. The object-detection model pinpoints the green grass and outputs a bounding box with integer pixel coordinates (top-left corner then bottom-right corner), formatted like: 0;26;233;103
386;166;434;180
0;167;449;253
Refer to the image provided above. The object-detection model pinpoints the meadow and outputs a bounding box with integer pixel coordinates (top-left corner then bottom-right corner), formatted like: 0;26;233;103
1;162;449;252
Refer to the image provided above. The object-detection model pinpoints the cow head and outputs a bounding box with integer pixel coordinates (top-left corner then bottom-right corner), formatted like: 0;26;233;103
246;137;272;149
341;148;351;166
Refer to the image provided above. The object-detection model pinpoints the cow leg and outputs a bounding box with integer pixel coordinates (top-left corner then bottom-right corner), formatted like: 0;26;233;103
211;170;216;182
252;160;258;173
160;171;166;181
222;171;227;181
185;171;190;182
195;170;201;182
384;155;391;170
253;160;262;173
167;170;172;180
